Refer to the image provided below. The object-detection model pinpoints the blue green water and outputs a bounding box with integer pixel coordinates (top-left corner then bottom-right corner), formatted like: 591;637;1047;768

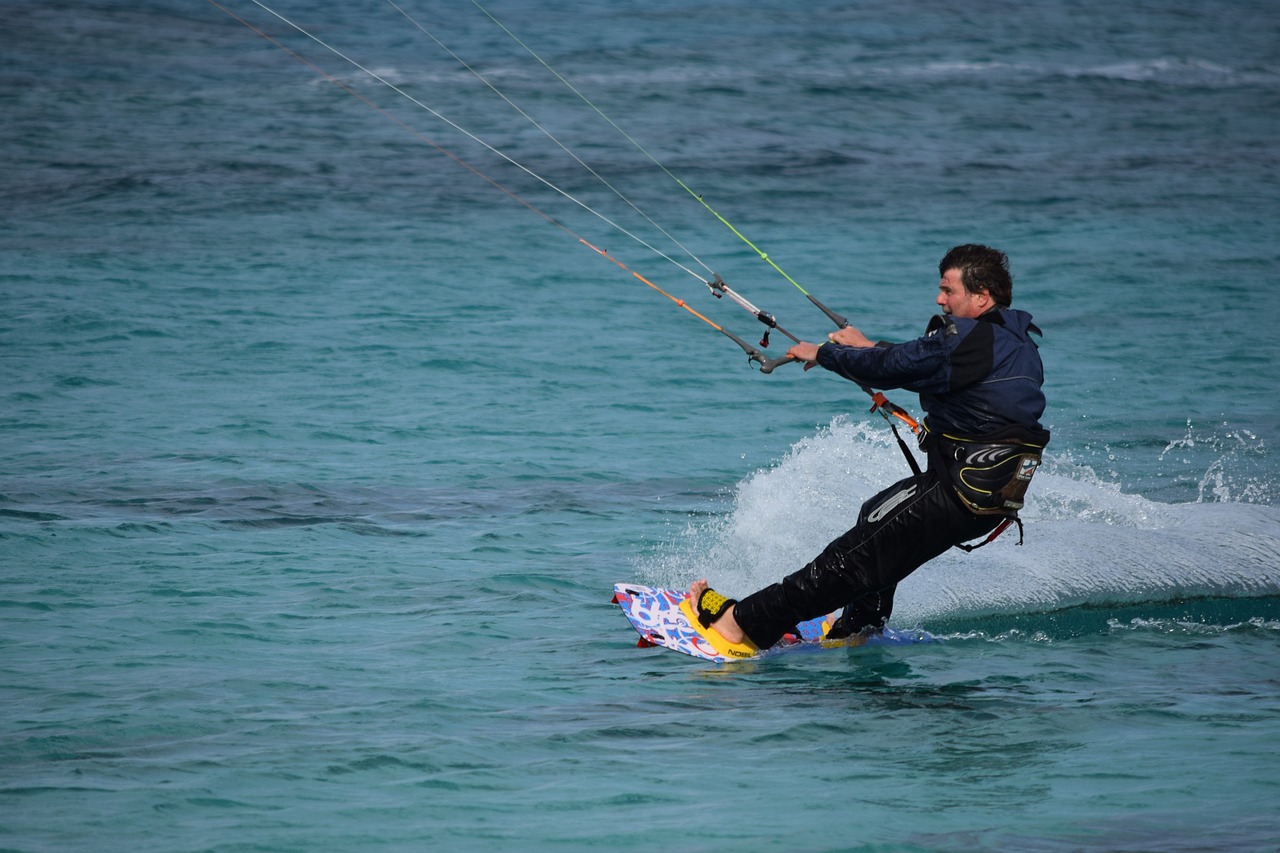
3;1;1280;850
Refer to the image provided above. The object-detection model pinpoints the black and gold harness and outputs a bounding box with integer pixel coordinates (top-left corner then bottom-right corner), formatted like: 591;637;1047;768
920;420;1051;549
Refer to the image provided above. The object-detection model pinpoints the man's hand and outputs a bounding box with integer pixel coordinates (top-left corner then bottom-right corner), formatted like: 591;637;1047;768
783;338;824;368
788;325;876;371
786;341;823;367
828;326;875;348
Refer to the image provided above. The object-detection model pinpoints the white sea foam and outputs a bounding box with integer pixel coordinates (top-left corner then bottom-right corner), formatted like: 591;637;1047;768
646;416;1280;622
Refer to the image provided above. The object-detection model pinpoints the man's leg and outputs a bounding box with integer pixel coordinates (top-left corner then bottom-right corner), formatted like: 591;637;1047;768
728;470;998;649
826;585;895;639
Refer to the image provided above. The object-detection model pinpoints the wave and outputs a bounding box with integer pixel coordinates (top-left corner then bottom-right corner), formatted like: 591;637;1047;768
641;416;1280;624
887;58;1278;88
927;595;1280;642
333;56;1280;99
0;475;711;535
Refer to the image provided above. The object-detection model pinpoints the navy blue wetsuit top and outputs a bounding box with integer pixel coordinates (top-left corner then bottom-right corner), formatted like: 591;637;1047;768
815;307;1046;437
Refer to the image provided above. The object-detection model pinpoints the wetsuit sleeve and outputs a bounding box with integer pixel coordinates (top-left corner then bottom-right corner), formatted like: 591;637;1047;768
815;333;950;392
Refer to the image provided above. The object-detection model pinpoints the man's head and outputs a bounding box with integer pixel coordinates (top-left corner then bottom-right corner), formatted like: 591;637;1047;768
936;244;1012;317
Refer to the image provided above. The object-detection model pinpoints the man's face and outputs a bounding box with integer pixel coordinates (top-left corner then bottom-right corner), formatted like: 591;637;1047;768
936;268;991;319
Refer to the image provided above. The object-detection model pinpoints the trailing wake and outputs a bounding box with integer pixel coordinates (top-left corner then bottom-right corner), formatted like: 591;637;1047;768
642;417;1280;625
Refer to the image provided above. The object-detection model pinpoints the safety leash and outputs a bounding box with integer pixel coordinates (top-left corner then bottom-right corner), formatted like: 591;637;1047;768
954;517;1024;552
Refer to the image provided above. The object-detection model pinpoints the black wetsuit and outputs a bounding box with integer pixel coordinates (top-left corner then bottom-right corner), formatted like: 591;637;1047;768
732;307;1049;648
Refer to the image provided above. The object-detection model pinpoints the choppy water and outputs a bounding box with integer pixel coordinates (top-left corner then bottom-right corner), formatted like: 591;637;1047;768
3;1;1279;850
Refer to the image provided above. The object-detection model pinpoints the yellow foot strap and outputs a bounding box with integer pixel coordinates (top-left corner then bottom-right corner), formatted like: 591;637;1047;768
693;588;734;627
679;597;759;660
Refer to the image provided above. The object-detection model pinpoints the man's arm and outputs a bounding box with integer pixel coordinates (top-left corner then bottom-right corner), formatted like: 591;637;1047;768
786;324;876;368
789;326;951;391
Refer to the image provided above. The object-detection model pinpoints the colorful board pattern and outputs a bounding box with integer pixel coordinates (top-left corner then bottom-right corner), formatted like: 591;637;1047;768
611;583;839;662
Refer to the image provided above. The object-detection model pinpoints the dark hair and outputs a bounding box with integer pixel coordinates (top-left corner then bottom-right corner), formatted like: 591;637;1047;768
939;244;1013;307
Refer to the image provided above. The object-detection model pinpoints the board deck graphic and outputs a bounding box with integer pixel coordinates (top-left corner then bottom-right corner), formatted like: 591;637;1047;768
612;583;934;662
611;583;838;662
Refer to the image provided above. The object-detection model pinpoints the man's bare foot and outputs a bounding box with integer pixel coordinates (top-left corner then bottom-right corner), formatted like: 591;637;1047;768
688;579;748;645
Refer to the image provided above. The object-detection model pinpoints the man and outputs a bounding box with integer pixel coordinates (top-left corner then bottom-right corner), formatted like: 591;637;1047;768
690;244;1049;650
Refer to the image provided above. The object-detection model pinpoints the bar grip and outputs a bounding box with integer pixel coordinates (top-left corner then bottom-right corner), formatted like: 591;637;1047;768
758;354;799;374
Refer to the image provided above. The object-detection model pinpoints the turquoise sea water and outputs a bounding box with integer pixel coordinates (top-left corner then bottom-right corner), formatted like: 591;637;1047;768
3;1;1280;850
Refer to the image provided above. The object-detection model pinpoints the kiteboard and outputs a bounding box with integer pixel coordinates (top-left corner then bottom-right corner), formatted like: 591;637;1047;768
612;582;840;662
612;583;935;662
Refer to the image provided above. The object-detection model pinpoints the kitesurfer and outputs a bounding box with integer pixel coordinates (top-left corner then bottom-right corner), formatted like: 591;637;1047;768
690;244;1050;648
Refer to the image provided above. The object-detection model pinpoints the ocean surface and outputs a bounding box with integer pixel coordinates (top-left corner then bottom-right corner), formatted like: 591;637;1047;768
3;1;1280;850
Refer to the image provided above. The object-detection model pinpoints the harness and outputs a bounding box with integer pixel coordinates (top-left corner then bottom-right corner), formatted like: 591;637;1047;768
920;420;1052;551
